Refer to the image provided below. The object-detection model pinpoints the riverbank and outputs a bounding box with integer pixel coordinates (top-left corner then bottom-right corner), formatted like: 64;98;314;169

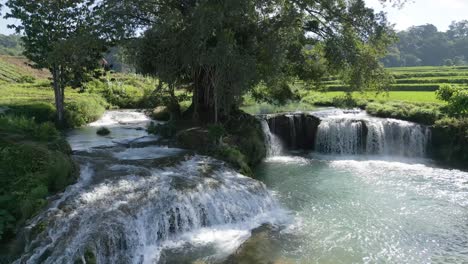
0;116;77;257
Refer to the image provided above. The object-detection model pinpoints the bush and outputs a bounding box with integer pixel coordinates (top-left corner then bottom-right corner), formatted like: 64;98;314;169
436;84;457;101
214;145;252;176
0;116;76;243
0;136;76;242
436;85;468;117
366;101;442;125
64;95;107;127
0;115;59;141
83;75;156;108
6;103;56;123
208;124;226;145
431;117;468;167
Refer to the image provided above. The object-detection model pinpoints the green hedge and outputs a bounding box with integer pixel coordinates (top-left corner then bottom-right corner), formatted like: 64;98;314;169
326;84;441;92
366;101;442;125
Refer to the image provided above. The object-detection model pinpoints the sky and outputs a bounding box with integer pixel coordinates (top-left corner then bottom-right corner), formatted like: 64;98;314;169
366;0;468;31
0;0;467;35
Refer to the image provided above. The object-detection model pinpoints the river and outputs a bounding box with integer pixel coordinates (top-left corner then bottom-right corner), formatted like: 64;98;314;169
14;109;468;263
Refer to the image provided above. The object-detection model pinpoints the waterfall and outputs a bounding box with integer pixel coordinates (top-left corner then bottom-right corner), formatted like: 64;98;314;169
315;118;365;155
287;115;297;149
16;156;281;264
315;117;430;157
15;111;284;264
259;119;283;156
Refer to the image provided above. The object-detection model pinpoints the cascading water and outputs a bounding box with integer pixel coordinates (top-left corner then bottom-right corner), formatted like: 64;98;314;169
315;113;430;157
259;118;283;156
250;109;467;263
286;115;297;149
315;118;365;155
15;110;285;264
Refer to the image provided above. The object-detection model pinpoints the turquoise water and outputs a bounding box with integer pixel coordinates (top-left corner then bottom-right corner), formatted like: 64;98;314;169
253;155;468;263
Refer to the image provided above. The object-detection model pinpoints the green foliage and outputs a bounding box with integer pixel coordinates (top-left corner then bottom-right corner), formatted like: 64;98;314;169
214;145;252;176
0;34;23;56
383;21;468;67
96;127;111;136
0;115;59;141
366;101;442;125
432;117;468;167
436;84;458;101
83;75;158;109
6;102;55;123
437;85;468;117
110;0;394;120
64;95;107;128
5;0;111;123
0;115;76;242
207;124;226;145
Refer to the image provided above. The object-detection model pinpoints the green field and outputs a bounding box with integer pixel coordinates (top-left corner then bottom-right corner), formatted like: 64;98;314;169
305;91;441;103
320;66;468;92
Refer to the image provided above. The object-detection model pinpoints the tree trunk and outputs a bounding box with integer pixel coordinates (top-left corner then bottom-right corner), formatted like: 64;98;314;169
52;66;65;125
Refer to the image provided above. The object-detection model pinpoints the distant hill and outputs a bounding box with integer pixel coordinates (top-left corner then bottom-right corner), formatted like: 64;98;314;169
0;34;23;56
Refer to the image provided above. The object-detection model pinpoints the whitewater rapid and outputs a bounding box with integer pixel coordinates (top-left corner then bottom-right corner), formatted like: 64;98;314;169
15;110;286;264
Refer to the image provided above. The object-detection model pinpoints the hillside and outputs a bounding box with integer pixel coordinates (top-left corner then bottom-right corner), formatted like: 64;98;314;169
0;55;50;84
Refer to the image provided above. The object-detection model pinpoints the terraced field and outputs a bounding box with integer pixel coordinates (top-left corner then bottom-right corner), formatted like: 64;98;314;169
0;55;50;85
322;66;468;92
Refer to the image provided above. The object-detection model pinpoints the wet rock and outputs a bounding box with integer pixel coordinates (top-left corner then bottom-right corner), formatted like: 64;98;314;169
267;113;320;150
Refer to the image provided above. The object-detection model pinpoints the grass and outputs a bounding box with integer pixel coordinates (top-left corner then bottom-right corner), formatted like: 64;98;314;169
305;91;442;103
318;66;468;92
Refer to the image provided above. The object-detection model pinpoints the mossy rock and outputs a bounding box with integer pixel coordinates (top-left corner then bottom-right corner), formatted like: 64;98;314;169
224;111;267;167
96;127;111;136
176;127;211;151
152;106;171;121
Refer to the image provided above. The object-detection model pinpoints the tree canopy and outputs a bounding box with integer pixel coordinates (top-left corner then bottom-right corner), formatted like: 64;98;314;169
4;0;110;123
102;0;394;122
3;0;399;123
383;21;468;67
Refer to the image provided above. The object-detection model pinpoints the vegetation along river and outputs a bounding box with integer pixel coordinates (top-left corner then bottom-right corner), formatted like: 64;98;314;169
15;109;467;264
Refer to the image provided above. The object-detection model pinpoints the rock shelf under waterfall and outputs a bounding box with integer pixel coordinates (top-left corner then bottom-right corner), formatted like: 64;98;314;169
262;109;431;158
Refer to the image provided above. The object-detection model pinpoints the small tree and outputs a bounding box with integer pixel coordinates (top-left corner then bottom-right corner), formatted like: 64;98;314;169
5;0;108;124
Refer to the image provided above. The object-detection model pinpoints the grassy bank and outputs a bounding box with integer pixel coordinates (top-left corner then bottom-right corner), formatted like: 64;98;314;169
0;115;77;249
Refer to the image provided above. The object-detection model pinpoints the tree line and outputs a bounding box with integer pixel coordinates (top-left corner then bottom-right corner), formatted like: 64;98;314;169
383;21;468;67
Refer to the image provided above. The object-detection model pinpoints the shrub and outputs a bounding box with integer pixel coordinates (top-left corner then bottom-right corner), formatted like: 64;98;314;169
83;76;156;108
215;145;252;176
366;101;442;125
208;124;226;145
436;85;468;117
0;141;76;241
64;95;107;128
6;103;56;123
436;84;457;101
0;115;59;141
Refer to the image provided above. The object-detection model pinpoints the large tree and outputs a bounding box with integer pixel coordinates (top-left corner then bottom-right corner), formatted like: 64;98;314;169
101;0;395;122
5;0;109;124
